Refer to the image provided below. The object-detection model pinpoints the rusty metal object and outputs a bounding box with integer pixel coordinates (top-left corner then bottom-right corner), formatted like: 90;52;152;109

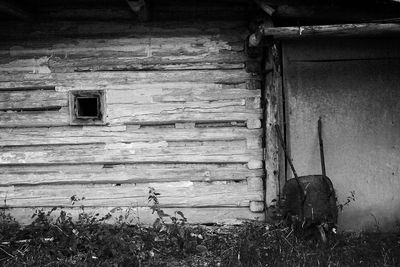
282;175;337;239
276;119;338;242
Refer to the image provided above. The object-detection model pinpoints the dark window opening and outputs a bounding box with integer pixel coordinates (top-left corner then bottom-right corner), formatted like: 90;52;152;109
76;97;100;118
69;90;106;125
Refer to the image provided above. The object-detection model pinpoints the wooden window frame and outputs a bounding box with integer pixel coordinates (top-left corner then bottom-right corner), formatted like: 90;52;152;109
69;90;106;125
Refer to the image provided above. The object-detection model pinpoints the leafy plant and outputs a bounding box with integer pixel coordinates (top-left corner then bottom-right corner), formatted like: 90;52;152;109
148;187;203;255
338;190;356;212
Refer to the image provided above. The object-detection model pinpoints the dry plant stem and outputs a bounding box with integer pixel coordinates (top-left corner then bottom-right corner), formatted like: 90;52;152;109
0;246;14;258
1;237;54;245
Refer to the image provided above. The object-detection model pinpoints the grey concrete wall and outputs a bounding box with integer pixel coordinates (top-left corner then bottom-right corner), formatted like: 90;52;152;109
283;38;400;231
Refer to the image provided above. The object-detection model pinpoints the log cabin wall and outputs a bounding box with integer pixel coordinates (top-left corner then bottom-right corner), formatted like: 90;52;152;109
0;0;266;224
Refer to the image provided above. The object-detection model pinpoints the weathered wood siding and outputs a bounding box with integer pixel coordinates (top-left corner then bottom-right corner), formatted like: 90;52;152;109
0;21;264;224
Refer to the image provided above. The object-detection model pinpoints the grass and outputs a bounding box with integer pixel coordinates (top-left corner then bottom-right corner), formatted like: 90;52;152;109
0;209;399;267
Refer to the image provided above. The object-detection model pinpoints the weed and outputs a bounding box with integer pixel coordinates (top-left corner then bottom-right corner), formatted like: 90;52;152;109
0;189;399;266
337;190;356;212
148;187;204;255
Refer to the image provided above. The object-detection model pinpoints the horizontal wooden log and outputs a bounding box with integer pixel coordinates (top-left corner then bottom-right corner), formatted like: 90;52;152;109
0;24;247;74
0;70;261;127
0;55;245;74
0;108;70;128
0;104;261;128
0;85;258;109
106;88;259;104
258;22;400;39
0;70;260;89
0;181;264;208
0;21;248;40
0;57;51;74
247;160;263;170
274;4;400;24
0;101;261;128
5;206;265;225
0;163;264;186
0;35;243;59
0;126;262;148
249;201;265;212
64;82;250;92
0;141;262;165
46;56;245;73
107;101;261;125
0;82;259;113
0;90;67;110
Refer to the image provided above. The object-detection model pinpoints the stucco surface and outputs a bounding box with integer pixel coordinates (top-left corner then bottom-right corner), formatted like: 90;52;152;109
283;39;400;231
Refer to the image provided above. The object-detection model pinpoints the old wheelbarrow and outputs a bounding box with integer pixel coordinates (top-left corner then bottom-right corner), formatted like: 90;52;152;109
275;118;337;243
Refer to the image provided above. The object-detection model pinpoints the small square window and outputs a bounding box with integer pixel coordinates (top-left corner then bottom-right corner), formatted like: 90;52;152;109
69;90;106;125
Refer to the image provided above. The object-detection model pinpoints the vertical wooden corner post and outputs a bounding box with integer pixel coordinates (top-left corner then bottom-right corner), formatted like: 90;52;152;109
248;10;284;218
264;41;284;218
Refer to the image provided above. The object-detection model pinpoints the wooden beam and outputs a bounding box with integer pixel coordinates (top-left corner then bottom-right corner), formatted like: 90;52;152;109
253;0;275;16
256;22;400;39
264;43;283;213
258;1;400;23
248;18;273;47
274;5;400;23
0;0;31;20
7;207;265;225
126;0;149;21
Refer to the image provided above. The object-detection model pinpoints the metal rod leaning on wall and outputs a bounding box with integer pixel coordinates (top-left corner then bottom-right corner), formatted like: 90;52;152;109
318;117;326;177
275;124;306;221
275;124;300;185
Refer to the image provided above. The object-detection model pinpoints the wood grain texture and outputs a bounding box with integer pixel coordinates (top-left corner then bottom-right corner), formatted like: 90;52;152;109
0;126;262;148
265;45;283;207
0;20;265;222
47;56;245;73
107;101;261;125
0;21;248;40
0;181;264;208
0;90;67;110
0;70;258;89
0;108;70;127
0;142;262;165
249;201;265;212
107;88;260;104
260;22;400;39
5;207;265;226
0;163;263;186
0;30;245;74
0;126;263;170
1;35;242;56
0;79;261;127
